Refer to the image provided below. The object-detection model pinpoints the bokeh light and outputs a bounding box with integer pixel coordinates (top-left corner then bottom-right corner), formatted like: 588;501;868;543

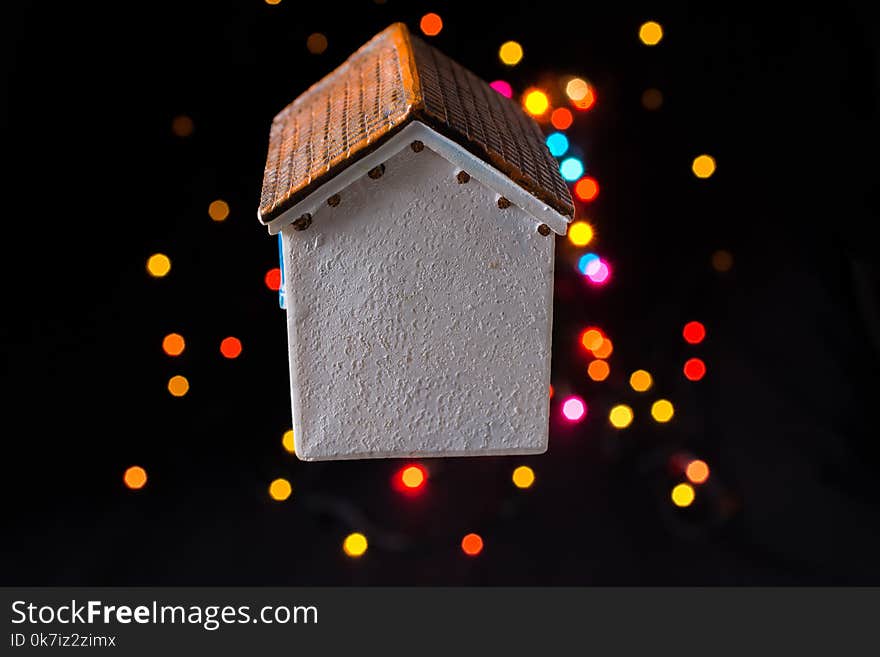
567;221;593;247
123;466;147;490
546;132;569;157
629;369;653;392
282;429;295;454
587;359;610;381
586;260;611;285
592;337;613;359
560;157;584;181
146;253;171;278
265;267;282;291
269;478;292;501
162;333;185;357
512;465;535;489
561;396;587;422
550;107;573;130
524;89;550;116
461;533;484;556
171;115;194;137
565;78;590;101
208;199;229;222
686;459;710;484
671;483;695;507
580;327;604;352
265;0;281;4
549;384;554;399
499;41;523;66
639;21;664;46
692;154;716;179
571;86;595;111
168;375;189;397
306;33;328;54
641;88;663;110
396;464;427;492
574;177;599;202
344;532;368;557
577;253;600;276
683;358;706;381
609;404;633;429
651;399;674;423
683;321;706;344
420;13;443;36
490;80;513;98
712;249;733;272
220;337;242;359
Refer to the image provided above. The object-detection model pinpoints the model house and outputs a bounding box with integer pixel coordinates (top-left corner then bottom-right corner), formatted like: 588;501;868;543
258;23;573;460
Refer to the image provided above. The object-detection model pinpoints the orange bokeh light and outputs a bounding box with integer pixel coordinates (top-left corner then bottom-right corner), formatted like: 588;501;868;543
220;337;242;359
461;533;484;556
550;107;573;130
574;177;600;202
592;338;613;359
686;459;710;484
162;333;185;357
420;13;443;36
124;465;147;490
587;359;610;381
549;384;554;399
572;86;595;111
683;358;706;381
580;328;605;352
398;464;427;491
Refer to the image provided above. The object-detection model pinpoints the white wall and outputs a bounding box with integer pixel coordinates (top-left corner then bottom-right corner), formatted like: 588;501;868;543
281;142;555;460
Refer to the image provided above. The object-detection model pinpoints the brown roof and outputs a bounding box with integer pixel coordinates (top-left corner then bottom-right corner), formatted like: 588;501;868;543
258;23;573;224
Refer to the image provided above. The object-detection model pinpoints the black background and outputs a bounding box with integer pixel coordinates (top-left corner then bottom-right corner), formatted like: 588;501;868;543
2;1;878;584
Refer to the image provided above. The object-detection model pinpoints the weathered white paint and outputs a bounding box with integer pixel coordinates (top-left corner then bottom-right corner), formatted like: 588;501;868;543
281;133;559;460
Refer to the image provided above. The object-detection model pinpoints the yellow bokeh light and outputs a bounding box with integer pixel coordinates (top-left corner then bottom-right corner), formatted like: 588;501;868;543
712;249;733;272
565;78;589;102
588;359;610;381
671;483;695;507
609;404;633;429
568;221;594;247
499;41;523;66
639;21;663;46
208;199;229;222
167;375;189;397
692;154;716;179
306;33;328;54
265;0;281;4
282;429;295;454
512;465;535;489
523;89;550;116
651;399;674;423
146;253;171;278
629;370;653;392
269;478;292;501
343;532;368;557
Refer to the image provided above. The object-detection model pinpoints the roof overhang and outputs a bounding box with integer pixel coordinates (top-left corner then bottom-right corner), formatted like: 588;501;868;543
260;121;571;237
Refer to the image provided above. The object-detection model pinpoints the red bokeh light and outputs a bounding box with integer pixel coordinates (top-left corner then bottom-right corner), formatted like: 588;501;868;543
265;268;282;291
393;464;427;494
574;177;599;202
220;337;243;359
683;321;706;344
550;107;573;130
683;358;706;381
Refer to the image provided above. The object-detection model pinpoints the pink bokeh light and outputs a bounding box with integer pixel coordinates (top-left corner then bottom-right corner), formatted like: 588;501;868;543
587;261;611;285
561;396;587;422
490;80;513;98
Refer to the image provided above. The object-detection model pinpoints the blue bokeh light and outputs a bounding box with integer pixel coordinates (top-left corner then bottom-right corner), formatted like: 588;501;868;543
545;132;569;157
560;157;584;182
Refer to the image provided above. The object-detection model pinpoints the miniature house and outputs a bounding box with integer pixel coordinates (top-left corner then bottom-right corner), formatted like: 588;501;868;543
257;23;573;460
